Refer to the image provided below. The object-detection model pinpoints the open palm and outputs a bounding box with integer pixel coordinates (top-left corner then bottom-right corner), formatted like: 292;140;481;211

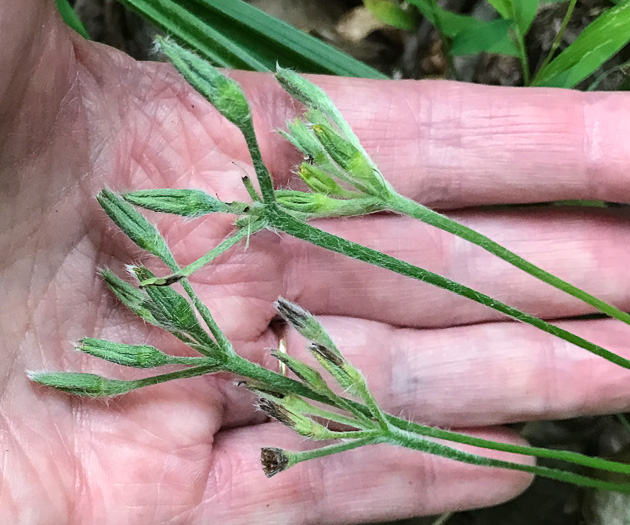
4;2;630;524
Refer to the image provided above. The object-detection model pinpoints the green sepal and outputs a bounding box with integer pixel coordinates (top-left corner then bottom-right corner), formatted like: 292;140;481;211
311;123;387;196
77;338;172;368
133;267;221;356
158;37;252;129
28;371;137;397
276;190;383;220
100;268;160;326
123;189;250;217
97;189;171;261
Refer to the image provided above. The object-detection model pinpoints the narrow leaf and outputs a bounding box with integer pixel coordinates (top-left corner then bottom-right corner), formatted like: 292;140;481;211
533;1;630;87
55;0;90;39
450;19;516;56
405;0;518;54
363;0;417;31
118;0;386;78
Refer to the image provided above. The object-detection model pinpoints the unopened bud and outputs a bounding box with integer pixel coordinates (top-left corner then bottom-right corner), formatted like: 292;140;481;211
159;38;252;128
270;350;332;396
97;189;170;260
76;338;171;368
28;371;137;397
309;343;357;393
297;163;352;197
123;189;248;217
311;124;387;196
258;398;330;439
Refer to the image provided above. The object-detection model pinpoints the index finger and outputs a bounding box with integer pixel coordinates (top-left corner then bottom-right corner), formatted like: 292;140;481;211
236;72;630;208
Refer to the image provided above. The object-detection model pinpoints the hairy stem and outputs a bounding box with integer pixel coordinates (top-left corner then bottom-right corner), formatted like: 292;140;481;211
389;195;630;326
265;206;630;370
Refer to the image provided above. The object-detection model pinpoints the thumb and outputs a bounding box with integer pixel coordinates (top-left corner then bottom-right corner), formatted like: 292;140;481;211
0;0;76;147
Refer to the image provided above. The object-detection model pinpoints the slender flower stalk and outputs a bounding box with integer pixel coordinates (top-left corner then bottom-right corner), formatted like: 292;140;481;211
29;44;630;495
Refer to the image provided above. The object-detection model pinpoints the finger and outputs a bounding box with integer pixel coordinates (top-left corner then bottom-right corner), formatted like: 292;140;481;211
197;423;532;524
281;206;630;328
273;315;630;428
230;71;630;208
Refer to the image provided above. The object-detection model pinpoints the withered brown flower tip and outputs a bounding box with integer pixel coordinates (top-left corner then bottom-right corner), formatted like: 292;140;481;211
260;447;289;478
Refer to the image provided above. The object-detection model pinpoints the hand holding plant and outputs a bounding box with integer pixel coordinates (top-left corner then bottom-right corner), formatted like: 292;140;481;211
5;3;630;523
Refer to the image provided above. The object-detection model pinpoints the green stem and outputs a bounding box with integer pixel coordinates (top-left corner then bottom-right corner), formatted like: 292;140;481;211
166;355;215;366
266;206;630;370
388;425;630;493
514;25;530;86
157;244;235;354
392;417;630;477
129;364;220;390
532;0;577;86
241;120;276;203
286;436;384;468
390;195;630;326
224;353;630;479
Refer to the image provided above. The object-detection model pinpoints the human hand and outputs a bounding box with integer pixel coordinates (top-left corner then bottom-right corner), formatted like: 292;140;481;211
4;2;630;523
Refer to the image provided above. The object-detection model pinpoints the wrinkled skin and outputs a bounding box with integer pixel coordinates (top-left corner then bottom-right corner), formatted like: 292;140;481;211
4;2;630;524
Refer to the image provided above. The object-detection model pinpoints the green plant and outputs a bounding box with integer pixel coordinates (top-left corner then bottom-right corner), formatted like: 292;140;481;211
29;39;630;493
58;0;630;89
397;0;630;88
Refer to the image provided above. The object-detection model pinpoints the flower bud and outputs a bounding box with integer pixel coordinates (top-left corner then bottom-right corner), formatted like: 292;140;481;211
28;371;137;397
76;338;172;368
97;189;170;261
270;350;332;395
159;38;252;129
257;398;331;440
311;124;388;196
123;189;248;217
297;163;351;197
309;343;357;393
132;267;220;354
100;268;159;326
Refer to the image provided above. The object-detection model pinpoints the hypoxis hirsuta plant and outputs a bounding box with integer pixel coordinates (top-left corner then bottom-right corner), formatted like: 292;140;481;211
27;37;630;492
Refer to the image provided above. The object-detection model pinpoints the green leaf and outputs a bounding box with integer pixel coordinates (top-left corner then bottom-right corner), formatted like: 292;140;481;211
363;0;417;30
488;0;539;34
450;19;516;56
117;0;386;78
533;1;630;87
55;0;90;39
405;0;518;55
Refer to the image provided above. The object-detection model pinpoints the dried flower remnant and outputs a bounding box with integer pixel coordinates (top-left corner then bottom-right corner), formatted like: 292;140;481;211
261;448;290;478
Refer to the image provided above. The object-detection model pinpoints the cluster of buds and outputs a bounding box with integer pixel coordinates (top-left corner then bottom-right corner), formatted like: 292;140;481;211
274;67;396;220
251;298;389;477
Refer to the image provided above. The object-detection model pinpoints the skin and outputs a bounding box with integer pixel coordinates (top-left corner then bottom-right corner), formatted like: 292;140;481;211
3;1;630;523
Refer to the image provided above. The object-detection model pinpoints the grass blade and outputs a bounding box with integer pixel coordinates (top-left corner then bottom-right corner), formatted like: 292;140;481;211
117;0;386;78
55;0;90;39
532;1;630;87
